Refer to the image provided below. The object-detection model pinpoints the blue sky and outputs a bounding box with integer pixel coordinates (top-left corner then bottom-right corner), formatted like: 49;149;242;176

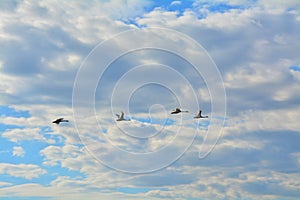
0;0;300;199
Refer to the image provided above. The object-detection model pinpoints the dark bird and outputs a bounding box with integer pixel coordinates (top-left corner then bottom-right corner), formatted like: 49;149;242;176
194;110;208;118
171;108;189;114
115;111;131;121
52;118;69;124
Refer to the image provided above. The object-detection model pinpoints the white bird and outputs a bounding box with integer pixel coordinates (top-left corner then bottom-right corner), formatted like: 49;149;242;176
115;111;130;121
194;110;208;119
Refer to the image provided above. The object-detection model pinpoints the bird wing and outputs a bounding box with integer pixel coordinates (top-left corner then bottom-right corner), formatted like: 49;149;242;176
120;111;124;119
115;114;120;118
198;110;202;116
53;118;63;123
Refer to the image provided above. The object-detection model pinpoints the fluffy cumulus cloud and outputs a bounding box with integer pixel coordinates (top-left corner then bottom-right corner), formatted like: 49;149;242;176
1;127;55;143
0;0;300;199
12;146;25;157
0;163;46;180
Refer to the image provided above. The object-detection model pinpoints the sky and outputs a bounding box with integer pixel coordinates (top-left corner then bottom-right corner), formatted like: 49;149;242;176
0;0;300;199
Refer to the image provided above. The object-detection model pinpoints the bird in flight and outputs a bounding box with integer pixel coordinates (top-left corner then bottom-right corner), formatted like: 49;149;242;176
171;108;189;114
116;111;131;121
52;118;69;124
194;110;208;119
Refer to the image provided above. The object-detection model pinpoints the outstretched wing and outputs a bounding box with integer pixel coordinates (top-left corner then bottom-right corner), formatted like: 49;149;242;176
115;114;120;118
198;110;202;116
53;118;63;124
120;111;124;119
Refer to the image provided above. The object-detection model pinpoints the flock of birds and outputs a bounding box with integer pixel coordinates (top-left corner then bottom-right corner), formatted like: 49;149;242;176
52;108;208;124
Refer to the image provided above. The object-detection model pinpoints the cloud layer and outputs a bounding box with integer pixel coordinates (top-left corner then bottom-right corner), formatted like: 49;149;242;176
0;0;299;199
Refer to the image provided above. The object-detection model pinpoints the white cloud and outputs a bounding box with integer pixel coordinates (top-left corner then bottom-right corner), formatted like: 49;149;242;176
0;163;46;180
224;62;284;89
0;0;299;199
40;144;87;168
1;127;54;144
136;8;181;27
0;182;12;187
13;146;25;157
170;1;181;6
0;105;80;145
0;182;162;200
222;106;300;136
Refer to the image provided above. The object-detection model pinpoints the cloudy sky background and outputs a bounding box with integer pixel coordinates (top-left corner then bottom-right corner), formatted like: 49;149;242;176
0;0;300;199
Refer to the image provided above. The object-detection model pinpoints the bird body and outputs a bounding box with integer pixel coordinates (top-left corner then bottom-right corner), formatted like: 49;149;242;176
171;108;188;114
52;118;69;124
116;111;130;121
194;110;208;118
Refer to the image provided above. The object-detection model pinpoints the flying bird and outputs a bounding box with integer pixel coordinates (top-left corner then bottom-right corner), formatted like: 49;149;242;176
170;108;189;114
52;118;69;124
115;111;130;121
194;110;208;119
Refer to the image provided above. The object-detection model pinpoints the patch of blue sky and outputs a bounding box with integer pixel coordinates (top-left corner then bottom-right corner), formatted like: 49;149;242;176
14;164;85;187
190;0;257;19
0;105;30;118
289;65;300;72
286;7;299;13
132;117;176;126
0;105;29;132
121;0;253;26
0;155;85;187
117;186;168;194
150;0;255;14
41;126;65;146
0;0;19;11
161;118;175;126
149;0;195;15
0;165;66;186
119;18;147;28
0;174;33;186
46;165;85;177
101;127;108;134
120;0;195;26
0;139;16;160
0;126;65;162
42;165;85;184
197;120;210;128
0;140;47;165
42;125;83;147
124;0;258;27
0;123;25;133
205;2;247;12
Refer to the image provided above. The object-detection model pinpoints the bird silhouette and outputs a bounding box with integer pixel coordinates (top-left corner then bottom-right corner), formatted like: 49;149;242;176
194;110;208;118
115;111;131;121
171;108;189;114
52;118;69;124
